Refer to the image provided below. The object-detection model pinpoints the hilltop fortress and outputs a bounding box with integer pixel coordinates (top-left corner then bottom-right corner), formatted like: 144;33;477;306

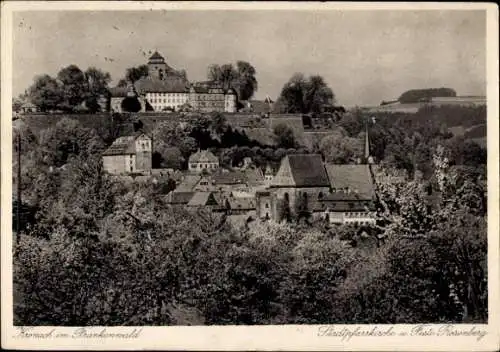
108;51;237;113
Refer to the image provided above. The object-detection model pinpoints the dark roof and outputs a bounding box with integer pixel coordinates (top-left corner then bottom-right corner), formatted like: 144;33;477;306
109;87;128;98
175;174;202;192
212;170;247;185
187;192;218;207
287;154;330;187
135;77;189;94
148;51;165;62
166;191;194;205
324;164;375;198
244;168;265;186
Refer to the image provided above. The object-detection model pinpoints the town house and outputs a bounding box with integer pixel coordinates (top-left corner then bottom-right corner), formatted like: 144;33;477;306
102;133;152;175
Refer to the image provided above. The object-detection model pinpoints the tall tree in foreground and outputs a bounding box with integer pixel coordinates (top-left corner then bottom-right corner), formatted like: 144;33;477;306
277;73;335;114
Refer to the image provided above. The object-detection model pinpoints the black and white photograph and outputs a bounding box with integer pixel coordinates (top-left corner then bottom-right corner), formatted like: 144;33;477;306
2;1;499;350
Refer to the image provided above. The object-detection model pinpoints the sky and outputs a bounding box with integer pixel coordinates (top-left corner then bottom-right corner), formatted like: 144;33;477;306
12;9;486;107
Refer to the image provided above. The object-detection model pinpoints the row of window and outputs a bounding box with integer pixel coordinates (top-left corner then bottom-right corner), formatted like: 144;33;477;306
150;98;186;104
190;163;218;169
149;93;186;97
193;94;225;101
343;212;372;217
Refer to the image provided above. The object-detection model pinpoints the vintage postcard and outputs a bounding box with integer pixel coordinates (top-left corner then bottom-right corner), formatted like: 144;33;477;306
1;1;499;351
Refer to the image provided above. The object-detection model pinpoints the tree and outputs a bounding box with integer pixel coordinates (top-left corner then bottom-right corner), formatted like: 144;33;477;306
27;74;63;112
208;61;258;100
157;146;184;169
57;65;87;111
398;88;456;104
319;129;363;164
38;117;105;168
125;65;149;83
208;64;237;91
273;123;296;149
12;97;24;113
278;73;335;114
84;67;111;113
235;61;258;101
121;97;142;113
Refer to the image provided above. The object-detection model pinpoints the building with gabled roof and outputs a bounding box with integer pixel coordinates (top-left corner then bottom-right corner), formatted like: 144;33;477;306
102;133;152;175
107;51;237;113
188;150;219;173
269;154;331;220
324;164;375;198
271;154;330;188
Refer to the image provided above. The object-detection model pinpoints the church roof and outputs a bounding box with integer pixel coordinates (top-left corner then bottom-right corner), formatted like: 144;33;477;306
287;154;330;187
272;154;330;188
324;164;375;198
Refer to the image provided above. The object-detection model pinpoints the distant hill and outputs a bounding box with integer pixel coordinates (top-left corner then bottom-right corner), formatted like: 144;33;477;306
398;88;457;104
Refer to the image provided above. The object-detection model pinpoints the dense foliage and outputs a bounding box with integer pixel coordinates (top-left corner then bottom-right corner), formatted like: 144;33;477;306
13;101;487;325
207;61;258;101
277;73;335;114
27;66;111;113
398;88;457;103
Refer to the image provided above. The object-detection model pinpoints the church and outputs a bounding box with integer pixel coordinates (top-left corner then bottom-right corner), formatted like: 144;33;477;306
108;51;237;113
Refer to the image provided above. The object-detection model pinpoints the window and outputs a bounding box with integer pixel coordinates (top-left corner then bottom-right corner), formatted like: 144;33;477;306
318;192;324;200
265;203;269;208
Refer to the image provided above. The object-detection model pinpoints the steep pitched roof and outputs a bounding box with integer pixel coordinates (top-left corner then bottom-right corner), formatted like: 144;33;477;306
244;168;265;186
324;164;375;198
148;51;165;62
187;192;218;207
166;191;195;205
272;154;330;187
102;133;148;156
212;170;247;185
189;150;218;163
135;77;189;94
175;174;202;192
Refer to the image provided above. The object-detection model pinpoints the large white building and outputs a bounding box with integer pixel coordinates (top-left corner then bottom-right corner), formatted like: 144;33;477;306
109;51;237;113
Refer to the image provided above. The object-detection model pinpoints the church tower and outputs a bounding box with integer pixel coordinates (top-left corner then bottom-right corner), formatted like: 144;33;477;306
148;51;168;80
